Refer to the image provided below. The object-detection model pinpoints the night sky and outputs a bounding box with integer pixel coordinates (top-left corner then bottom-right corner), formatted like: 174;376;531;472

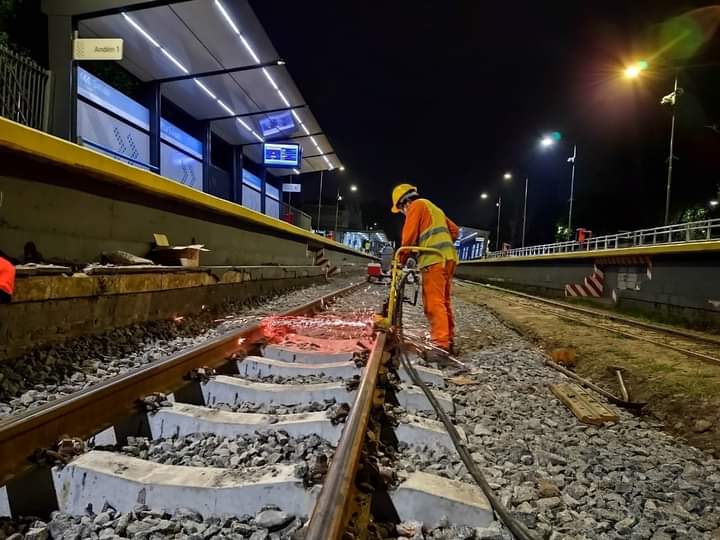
251;1;720;245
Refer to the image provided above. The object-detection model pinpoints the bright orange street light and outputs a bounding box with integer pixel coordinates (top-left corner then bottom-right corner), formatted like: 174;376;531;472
623;60;649;79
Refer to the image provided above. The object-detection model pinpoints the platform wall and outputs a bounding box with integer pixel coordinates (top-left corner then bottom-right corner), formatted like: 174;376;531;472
456;253;720;328
0;175;369;270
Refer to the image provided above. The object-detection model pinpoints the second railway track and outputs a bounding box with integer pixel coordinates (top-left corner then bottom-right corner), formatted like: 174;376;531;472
458;281;720;367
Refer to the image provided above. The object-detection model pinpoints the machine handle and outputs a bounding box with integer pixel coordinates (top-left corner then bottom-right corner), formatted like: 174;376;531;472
392;246;446;267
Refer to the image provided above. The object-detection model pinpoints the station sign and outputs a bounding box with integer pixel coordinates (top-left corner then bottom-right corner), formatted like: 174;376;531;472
73;38;124;61
282;183;302;193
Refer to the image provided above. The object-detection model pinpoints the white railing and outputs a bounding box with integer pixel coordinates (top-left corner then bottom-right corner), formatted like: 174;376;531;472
483;218;720;259
0;44;53;131
280;202;312;231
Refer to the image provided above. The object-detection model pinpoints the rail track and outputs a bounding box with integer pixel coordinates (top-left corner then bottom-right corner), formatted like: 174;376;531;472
0;281;506;539
457;281;720;367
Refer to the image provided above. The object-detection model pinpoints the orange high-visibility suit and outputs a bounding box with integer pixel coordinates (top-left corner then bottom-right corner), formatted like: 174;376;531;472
400;198;459;350
0;255;15;303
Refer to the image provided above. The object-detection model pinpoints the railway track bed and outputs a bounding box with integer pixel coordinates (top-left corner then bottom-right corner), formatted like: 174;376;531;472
1;280;719;539
0;282;498;540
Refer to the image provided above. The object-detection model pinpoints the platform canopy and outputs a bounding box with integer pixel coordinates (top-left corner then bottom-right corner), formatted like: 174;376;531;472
53;0;341;176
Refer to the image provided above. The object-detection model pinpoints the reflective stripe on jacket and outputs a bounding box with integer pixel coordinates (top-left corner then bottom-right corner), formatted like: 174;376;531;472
401;198;459;268
0;257;15;296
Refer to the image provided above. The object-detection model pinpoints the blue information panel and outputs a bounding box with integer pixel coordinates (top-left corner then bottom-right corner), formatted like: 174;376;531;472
263;143;301;168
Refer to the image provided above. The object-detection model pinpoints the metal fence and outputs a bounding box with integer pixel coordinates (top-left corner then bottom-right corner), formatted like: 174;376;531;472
484;218;720;259
0;44;53;131
280;202;313;231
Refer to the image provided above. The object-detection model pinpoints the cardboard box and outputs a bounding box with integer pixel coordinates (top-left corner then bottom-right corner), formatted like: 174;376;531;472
148;233;209;267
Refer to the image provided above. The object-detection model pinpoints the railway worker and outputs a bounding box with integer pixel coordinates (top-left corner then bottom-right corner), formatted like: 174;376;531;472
0;250;16;304
391;184;459;360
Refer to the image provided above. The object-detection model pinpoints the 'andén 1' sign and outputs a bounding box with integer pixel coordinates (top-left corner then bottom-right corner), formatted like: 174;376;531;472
73;38;124;61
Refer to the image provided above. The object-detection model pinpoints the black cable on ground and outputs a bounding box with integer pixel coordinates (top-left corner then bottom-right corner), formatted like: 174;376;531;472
394;272;538;540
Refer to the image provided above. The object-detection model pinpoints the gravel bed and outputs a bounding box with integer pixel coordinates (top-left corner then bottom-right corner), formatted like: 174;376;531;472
324;282;388;314
214;398;345;416
119;431;334;483
3;504;305;540
398;293;720;539
0;277;359;417
394;519;505;539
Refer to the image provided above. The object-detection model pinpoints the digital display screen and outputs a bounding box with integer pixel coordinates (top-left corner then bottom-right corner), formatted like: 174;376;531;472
258;110;296;138
263;143;301;168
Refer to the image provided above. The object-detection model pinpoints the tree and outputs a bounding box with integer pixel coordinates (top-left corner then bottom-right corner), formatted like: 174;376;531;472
554;221;569;242
674;206;708;224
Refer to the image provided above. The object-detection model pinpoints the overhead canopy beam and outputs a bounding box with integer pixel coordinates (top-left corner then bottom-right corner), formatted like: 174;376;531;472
204;104;305;123
72;0;194;22
302;151;336;159
242;131;324;145
156;59;285;84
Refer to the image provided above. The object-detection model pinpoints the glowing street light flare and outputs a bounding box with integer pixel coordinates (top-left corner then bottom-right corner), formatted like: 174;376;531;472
623;60;648;79
624;65;641;79
503;172;512;180
711;200;719;207
350;185;358;192
339;165;346;171
540;136;555;148
480;192;488;199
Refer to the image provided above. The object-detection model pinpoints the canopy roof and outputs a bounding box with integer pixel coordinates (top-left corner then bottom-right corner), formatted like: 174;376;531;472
50;0;341;176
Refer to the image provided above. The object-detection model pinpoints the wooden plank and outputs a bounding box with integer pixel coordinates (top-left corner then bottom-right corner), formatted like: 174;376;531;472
550;383;618;425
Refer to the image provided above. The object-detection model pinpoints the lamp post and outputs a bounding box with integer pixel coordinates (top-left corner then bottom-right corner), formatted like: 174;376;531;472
316;170;324;230
624;61;682;225
316;166;346;231
662;75;680;226
495;195;502;251
522;176;529;248
540;135;578;240
568;144;577;237
334;184;357;235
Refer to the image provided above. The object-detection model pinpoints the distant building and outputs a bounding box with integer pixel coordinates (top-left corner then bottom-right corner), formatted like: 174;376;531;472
455;226;490;260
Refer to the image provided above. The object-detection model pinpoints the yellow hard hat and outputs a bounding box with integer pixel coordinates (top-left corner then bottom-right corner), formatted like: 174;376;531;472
391;183;418;213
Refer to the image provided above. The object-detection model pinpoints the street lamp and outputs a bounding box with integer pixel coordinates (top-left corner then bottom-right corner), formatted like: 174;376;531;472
623;60;648;79
540;134;578;240
623;60;681;225
481;190;502;251
503;172;512;180
710;200;719;208
335;185;357;234
317;167;344;231
495;196;502;252
540;136;555;148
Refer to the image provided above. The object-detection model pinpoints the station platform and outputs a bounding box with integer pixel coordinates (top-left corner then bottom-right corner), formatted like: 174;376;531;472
0;118;372;270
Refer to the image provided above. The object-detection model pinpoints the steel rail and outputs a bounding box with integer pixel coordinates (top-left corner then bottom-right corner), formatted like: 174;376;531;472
305;331;387;540
0;281;364;487
459;281;720;366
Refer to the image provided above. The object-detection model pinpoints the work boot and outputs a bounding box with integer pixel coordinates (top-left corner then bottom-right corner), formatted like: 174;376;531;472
423;347;453;367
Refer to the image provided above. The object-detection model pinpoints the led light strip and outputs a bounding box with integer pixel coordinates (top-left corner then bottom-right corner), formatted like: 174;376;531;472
123;6;340;169
213;0;343;170
121;12;263;142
